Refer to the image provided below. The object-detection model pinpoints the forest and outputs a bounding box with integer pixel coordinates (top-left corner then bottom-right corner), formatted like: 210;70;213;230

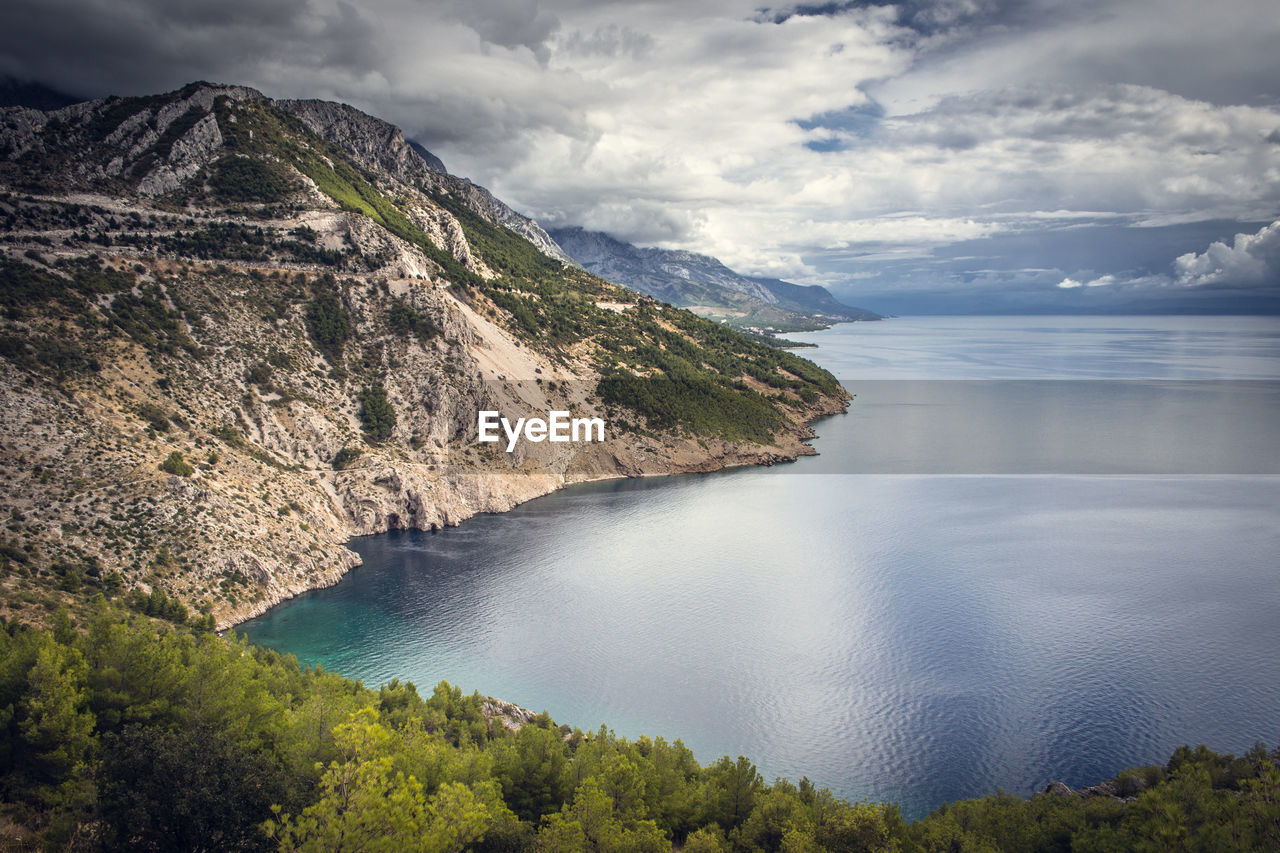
1;607;1277;851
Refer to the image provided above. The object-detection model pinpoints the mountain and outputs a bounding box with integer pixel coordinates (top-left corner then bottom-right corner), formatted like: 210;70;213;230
0;81;848;628
748;275;879;320
549;226;880;331
0;76;83;110
407;138;447;174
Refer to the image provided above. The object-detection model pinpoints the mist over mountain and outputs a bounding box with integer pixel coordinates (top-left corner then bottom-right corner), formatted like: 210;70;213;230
0;75;83;110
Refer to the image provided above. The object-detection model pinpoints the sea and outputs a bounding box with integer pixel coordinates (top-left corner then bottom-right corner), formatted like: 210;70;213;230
240;315;1280;819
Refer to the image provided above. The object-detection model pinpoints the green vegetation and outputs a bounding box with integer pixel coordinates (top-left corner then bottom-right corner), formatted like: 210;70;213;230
209;154;297;203
0;331;98;382
357;382;397;441
247;361;274;387
105;281;198;356
288;152;482;286
422;189;846;440
0;256;198;360
136;402;171;433
159;451;194;477
305;279;351;361
156;223;344;267
388;300;441;341
5;82;1275;853
0;256;203;380
332;446;362;470
587;303;844;441
596;372;779;443
429;191;563;282
0;611;1276;851
125;586;193;626
0;256;134;314
3;89;845;444
210;97;482;287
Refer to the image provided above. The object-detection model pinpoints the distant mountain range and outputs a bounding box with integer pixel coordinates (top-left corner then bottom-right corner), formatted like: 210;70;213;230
549;226;879;331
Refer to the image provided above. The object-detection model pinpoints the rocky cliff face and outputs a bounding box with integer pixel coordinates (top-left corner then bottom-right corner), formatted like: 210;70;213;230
276;98;443;189
0;83;849;630
275;98;576;267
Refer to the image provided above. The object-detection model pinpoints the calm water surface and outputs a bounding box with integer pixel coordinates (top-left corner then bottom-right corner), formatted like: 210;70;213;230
242;316;1280;819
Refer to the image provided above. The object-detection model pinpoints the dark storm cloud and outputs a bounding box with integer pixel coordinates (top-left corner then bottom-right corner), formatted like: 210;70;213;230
872;0;1280;108
556;24;655;61
0;0;382;98
435;0;561;62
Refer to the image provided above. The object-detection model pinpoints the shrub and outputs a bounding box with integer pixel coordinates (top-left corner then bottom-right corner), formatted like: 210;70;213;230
136;402;171;432
357;383;396;441
332;446;362;470
208;154;296;203
245;362;273;387
387;301;440;341
306;286;350;361
159;451;194;477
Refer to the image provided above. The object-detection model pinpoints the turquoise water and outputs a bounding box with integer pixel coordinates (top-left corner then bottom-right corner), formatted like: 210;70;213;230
242;316;1280;819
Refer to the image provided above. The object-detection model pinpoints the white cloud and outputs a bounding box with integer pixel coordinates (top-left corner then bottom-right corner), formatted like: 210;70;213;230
1173;220;1280;287
2;0;1278;308
1057;274;1116;289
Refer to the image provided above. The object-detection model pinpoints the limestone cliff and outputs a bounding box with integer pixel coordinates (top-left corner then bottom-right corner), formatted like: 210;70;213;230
0;83;849;630
274;98;576;267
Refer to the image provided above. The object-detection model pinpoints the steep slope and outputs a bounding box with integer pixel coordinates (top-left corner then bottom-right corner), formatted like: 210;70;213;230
275;97;575;266
550;225;880;331
407;139;447;174
0;82;849;629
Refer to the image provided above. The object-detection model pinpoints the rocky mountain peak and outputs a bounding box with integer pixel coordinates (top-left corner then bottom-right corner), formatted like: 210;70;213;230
275;98;443;189
407;139;447;174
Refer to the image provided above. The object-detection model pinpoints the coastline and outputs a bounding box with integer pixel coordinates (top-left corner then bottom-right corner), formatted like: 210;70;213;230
223;390;849;631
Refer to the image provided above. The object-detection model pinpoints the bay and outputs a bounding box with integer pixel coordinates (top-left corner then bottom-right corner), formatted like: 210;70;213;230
241;315;1280;819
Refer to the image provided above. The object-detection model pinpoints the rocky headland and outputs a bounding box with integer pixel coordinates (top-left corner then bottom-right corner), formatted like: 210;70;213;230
0;82;849;630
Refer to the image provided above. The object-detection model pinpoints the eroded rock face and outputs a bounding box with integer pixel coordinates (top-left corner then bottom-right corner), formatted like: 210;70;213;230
483;698;542;733
3;82;574;267
0;107;49;160
276;99;439;190
275;98;576;267
443;177;578;267
137;112;224;196
0;206;842;631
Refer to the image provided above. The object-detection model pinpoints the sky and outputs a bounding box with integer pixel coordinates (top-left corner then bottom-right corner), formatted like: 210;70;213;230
3;0;1279;313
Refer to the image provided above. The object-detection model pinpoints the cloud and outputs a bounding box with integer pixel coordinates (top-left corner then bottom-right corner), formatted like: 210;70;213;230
1173;220;1280;288
759;0;1004;35
1057;275;1116;289
1;0;1277;312
871;0;1280;109
0;0;383;96
437;0;561;61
